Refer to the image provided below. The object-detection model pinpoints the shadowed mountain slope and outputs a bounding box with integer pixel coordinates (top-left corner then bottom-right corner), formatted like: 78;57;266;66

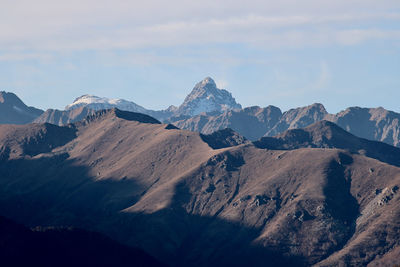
77;108;161;125
0;91;43;124
0;215;166;267
200;128;249;149
0;123;77;159
0;109;400;266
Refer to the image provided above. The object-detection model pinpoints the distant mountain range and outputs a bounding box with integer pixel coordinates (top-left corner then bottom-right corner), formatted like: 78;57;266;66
1;77;400;148
2;78;400;266
1;108;400;266
172;103;400;148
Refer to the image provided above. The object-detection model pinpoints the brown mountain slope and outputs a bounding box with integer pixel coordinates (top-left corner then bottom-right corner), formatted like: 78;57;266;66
0;122;77;159
0;109;400;266
34;106;96;125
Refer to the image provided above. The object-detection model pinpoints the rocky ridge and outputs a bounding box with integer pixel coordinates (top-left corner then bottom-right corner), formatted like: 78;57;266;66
0;109;400;266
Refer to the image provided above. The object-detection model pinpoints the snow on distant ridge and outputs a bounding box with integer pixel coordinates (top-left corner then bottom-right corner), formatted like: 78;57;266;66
64;77;241;119
65;95;148;113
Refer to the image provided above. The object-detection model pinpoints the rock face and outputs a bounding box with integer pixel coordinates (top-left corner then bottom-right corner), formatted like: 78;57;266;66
200;128;249;149
328;106;400;147
265;103;328;137
174;77;242;117
34;107;96;125
171;105;282;141
0;215;166;267
1;109;400;266
0;91;43;124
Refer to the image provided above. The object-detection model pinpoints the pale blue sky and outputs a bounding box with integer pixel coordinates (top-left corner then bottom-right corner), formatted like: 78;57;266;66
1;0;399;113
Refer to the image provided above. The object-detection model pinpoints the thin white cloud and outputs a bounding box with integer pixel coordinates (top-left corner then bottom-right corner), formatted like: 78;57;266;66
335;29;400;45
0;52;53;62
0;1;399;54
312;61;332;90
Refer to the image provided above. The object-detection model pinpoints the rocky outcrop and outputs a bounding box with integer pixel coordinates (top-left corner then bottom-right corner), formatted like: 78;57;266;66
200;128;248;149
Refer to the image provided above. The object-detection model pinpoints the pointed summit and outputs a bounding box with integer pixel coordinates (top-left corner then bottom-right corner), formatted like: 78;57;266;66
0;91;43;124
200;76;216;87
176;77;242;116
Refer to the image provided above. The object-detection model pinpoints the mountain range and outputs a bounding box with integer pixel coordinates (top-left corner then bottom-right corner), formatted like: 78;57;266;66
170;103;400;148
0;108;399;266
1;77;399;148
2;78;400;266
34;77;241;125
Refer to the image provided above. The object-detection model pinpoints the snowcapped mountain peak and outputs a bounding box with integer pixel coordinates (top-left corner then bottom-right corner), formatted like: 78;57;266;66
200;77;216;87
62;77;241;121
65;94;148;114
68;95;107;107
190;77;218;98
176;77;242;116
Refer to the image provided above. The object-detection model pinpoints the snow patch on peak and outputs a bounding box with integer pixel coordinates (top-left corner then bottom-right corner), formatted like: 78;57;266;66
65;95;148;114
201;77;216;86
